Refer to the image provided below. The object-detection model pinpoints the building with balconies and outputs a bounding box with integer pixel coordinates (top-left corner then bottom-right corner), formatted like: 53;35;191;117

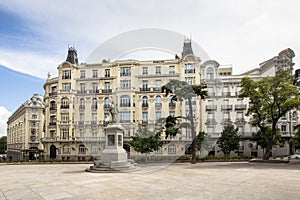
7;94;44;160
201;48;298;157
42;39;203;160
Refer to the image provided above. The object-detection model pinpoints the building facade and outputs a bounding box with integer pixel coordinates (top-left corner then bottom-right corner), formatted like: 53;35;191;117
8;40;297;160
201;48;297;157
42;40;202;160
7;94;44;160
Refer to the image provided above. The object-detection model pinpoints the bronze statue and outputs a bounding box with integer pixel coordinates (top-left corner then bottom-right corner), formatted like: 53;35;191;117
109;102;119;123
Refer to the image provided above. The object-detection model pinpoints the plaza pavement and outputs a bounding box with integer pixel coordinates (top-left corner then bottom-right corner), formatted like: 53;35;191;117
0;161;300;200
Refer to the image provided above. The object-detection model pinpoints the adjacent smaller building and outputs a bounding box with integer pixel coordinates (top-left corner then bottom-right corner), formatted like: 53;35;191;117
7;94;45;160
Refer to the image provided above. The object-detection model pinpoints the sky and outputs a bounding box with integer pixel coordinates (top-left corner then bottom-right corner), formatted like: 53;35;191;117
0;0;300;136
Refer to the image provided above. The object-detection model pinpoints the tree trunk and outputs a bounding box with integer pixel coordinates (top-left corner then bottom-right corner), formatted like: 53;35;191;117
263;123;277;160
188;98;197;164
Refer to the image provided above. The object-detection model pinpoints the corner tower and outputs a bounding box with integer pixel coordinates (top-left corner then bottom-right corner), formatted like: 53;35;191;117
66;46;79;65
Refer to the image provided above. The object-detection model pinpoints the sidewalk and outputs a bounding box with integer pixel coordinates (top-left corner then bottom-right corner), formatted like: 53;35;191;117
0;162;299;199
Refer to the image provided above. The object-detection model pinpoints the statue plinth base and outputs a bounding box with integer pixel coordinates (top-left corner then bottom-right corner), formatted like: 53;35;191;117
86;123;139;173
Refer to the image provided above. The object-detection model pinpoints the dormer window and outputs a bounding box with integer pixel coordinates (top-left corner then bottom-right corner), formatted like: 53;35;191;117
207;67;214;79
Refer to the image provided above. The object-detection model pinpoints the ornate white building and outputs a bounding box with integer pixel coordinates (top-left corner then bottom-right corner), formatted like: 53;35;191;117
201;48;297;157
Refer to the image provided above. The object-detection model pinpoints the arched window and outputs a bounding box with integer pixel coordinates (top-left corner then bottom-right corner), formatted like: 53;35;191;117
155;96;161;107
207;67;214;79
120;95;130;107
61;98;69;109
104;97;110;108
92;98;97;109
79;98;85;109
142;96;148;107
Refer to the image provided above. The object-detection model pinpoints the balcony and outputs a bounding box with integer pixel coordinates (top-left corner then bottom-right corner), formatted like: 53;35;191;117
120;103;131;107
222;118;232;124
221;105;233;110
50;106;57;111
102;89;112;94
89;89;99;94
142;103;148;108
79;105;85;110
77;90;87;94
205;118;217;124
140;87;150;92
169;102;176;108
235;118;246;124
61;105;69;109
205;105;217;111
120;72;131;76
104;104;110;110
155;103;162;108
49;92;57;96
185;69;195;74
235;104;247;110
153;87;161;92
120;120;131;123
91;105;98;110
91;121;98;125
49;122;57;126
222;92;231;97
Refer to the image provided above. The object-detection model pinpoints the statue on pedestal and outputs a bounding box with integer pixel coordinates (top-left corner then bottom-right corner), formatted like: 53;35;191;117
109;102;119;124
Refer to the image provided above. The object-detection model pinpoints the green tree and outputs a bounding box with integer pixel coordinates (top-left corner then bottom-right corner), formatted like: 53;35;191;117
239;69;300;160
217;125;241;155
185;131;213;157
161;79;207;163
0;136;7;154
293;124;300;150
251;127;281;155
130;127;163;161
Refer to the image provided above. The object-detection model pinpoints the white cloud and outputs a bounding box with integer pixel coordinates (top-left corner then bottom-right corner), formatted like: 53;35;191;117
0;48;59;78
0;106;12;137
0;0;300;76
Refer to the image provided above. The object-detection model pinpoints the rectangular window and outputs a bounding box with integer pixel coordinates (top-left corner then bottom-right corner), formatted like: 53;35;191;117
169;111;175;116
80;114;85;122
120;112;130;123
156;111;161;120
185;64;194;73
80;83;86;93
105;69;110;77
50;130;55;138
142;112;148;122
281;125;287;135
92;113;97;124
169;66;175;74
156;66;161;74
92;83;98;93
185;77;194;85
80;70;86;79
62;83;71;91
142;67;148;75
142;80;148;91
120;80;131;89
62;70;71;79
120;67;131;76
155;80;161;91
92;70;98;78
105;82;110;90
61;114;69;123
61;128;69;138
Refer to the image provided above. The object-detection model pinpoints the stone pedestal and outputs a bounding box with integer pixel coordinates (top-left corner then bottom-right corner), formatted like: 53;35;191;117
86;123;139;173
